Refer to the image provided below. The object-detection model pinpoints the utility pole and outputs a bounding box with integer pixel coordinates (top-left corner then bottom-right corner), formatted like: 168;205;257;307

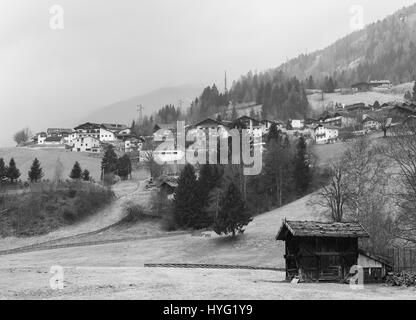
224;71;228;94
137;104;144;125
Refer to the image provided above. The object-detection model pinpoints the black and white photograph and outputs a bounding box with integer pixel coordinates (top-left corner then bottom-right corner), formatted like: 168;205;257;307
2;0;416;304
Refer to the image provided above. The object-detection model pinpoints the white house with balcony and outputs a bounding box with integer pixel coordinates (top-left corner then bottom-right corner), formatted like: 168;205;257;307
73;136;101;153
291;119;304;130
99;127;117;141
313;124;339;144
362;116;381;131
37;132;47;144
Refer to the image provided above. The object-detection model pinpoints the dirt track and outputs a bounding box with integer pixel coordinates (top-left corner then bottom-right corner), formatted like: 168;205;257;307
1;178;414;299
0;173;151;252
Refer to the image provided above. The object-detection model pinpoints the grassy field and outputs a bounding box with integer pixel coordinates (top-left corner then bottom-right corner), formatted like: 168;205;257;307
2;267;415;299
0;132;409;299
0;148;103;182
0;182;114;237
308;82;412;114
1;192;415;299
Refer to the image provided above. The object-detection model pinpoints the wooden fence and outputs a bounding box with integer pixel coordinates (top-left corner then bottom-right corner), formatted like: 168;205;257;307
385;248;416;273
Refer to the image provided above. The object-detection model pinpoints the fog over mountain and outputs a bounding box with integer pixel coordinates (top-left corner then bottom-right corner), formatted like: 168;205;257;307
1;0;414;146
84;84;203;125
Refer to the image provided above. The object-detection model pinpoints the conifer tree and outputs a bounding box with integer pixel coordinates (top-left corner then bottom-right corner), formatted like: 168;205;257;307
413;81;416;101
267;123;281;142
82;169;90;181
117;154;132;180
70;161;82;179
197;165;223;227
249;108;256;119
173;164;202;228
293;136;310;196
28;158;44;182
231;104;238;121
0;158;7;182
101;145;118;179
213;182;252;237
7;158;20;182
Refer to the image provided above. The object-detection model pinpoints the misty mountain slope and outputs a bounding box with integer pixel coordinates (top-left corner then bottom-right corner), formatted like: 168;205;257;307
277;4;416;85
85;85;203;125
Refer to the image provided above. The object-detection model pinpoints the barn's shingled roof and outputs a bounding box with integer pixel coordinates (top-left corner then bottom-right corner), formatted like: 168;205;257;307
276;220;369;240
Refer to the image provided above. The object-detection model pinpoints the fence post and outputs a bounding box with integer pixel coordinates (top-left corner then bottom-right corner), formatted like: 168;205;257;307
393;248;399;272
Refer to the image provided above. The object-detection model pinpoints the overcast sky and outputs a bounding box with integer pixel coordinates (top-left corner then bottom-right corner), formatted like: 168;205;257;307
0;0;414;146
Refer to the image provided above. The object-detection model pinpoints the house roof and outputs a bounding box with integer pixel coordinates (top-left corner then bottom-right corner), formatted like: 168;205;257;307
351;82;370;88
260;119;274;123
237;115;260;125
358;249;392;268
314;124;339;131
74;122;100;130
369;80;391;85
221;120;233;127
44;136;63;142
276;220;369;240
153;123;176;131
47;128;72;134
393;104;416;115
345;103;368;110
101;123;128;132
362;116;378;123
194;118;223;127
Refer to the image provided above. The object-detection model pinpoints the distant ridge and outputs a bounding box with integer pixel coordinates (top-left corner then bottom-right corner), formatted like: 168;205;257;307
85;84;203;125
275;3;416;85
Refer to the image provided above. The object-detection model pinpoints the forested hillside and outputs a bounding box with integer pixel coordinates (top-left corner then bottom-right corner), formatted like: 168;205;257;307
278;4;416;86
135;3;416;132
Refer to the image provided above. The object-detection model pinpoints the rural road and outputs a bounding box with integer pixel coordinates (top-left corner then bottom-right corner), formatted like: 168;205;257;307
0;178;151;252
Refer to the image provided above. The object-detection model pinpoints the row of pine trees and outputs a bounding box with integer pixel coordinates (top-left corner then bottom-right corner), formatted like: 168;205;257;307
0;157;92;184
0;145;133;186
173;164;252;236
0;158;21;183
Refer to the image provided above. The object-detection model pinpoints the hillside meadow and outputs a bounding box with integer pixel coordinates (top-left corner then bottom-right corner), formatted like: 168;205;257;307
308;82;412;114
0;148;102;182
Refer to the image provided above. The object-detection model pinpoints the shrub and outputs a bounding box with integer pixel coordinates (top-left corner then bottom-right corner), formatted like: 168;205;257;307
63;209;76;224
121;203;148;225
386;272;416;287
0;181;115;237
161;210;177;231
68;189;77;198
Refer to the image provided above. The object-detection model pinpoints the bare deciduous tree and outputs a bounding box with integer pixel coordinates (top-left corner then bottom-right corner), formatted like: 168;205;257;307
314;137;394;252
386;120;416;244
140;143;163;180
316;159;350;222
369;110;392;138
343;137;390;220
13;127;31;146
53;158;64;183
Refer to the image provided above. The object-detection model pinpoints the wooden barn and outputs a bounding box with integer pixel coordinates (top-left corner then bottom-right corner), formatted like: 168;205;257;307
276;220;369;283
